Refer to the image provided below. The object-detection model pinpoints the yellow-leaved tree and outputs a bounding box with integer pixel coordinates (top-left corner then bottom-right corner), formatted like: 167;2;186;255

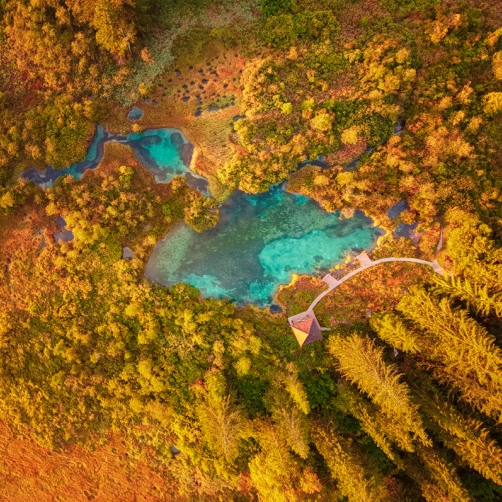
311;419;389;502
328;333;430;446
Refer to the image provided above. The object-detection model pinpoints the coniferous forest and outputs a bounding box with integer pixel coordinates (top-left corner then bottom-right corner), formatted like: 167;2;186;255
3;0;502;501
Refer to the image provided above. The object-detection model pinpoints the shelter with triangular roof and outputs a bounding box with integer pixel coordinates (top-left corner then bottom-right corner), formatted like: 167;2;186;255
290;314;322;347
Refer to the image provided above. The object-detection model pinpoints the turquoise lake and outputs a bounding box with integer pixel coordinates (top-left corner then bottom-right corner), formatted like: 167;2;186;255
146;183;381;306
22;121;381;307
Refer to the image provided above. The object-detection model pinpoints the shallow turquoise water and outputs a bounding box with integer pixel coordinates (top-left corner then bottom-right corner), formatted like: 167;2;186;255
21;122;382;307
145;184;381;306
123;128;194;183
21;126;208;194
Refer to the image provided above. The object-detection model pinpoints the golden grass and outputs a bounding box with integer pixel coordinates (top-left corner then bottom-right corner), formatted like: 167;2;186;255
102;46;250;196
0;420;177;502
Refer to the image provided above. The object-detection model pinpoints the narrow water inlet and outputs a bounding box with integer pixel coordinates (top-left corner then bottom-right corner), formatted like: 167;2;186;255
20;125;209;195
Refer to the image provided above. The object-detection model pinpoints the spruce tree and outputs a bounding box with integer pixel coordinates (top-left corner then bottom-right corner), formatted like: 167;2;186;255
370;312;422;354
433;275;502;317
335;383;413;458
398;288;502;388
197;395;247;465
413;378;502;485
397;287;502;420
401;445;471;502
249;422;322;502
271;405;310;459
429;363;502;423
328;333;430;446
312;419;389;502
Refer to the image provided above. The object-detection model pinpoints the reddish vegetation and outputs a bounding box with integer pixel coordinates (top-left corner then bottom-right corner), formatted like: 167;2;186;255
278;260;434;326
1;64;45;108
0;421;176;502
0;199;54;304
324;138;367;165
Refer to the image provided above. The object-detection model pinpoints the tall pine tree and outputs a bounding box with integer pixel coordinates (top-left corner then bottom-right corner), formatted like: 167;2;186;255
328;333;430;446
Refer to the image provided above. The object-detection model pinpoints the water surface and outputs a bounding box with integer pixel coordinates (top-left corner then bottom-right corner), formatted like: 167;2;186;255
146;184;381;306
21;126;209;195
22;123;384;307
127;106;144;121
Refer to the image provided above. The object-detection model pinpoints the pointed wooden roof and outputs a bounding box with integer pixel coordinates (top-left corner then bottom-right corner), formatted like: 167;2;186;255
291;314;322;347
292;326;310;346
293;317;314;334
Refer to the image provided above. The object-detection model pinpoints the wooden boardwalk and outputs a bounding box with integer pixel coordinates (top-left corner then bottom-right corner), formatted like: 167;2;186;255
288;231;445;333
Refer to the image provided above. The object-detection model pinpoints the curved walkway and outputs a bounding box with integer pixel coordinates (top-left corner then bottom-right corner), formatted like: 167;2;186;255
288;246;444;332
309;255;444;312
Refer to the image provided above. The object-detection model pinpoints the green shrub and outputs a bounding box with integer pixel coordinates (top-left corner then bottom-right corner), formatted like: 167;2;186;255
262;10;339;48
43;96;95;169
260;0;294;17
263;14;295;48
